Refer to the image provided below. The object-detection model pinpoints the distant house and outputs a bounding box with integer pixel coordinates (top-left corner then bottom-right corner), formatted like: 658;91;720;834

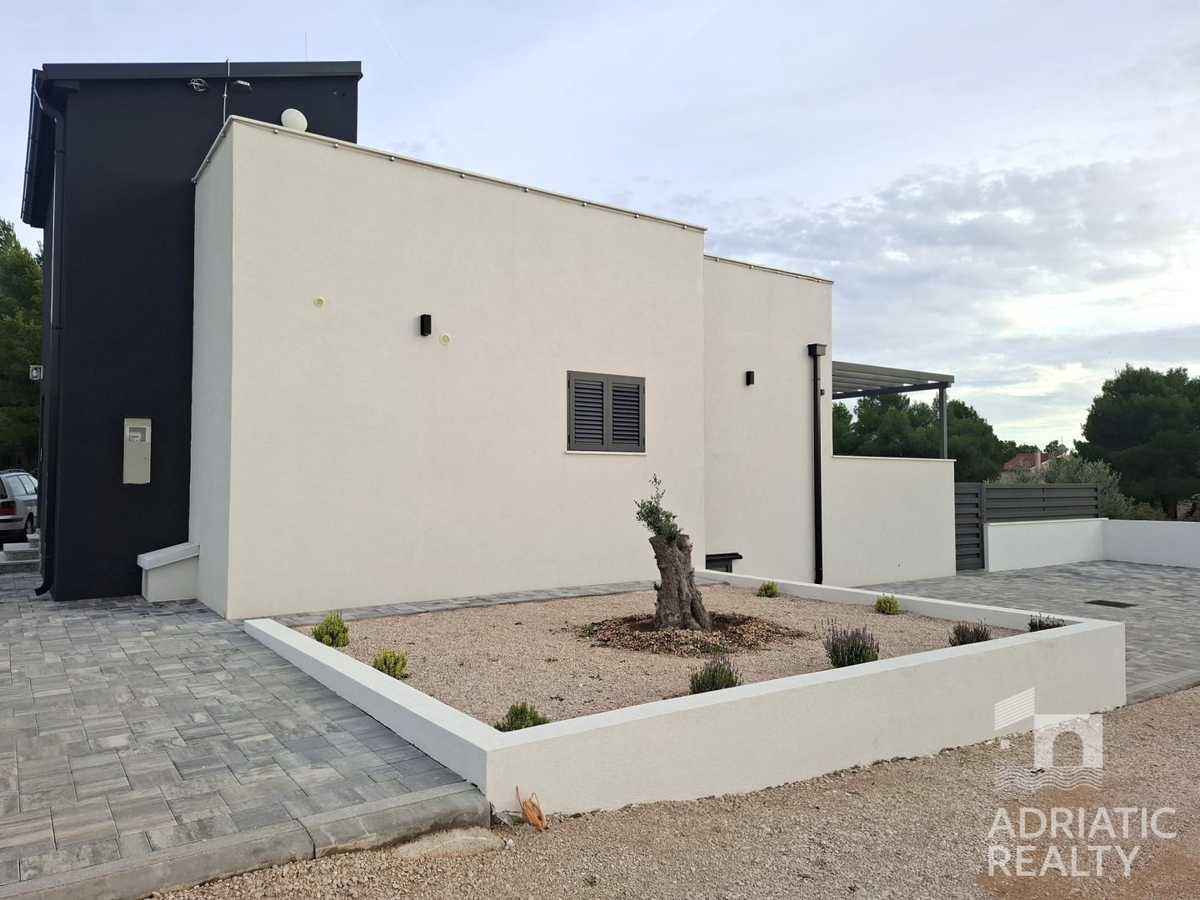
1002;450;1063;472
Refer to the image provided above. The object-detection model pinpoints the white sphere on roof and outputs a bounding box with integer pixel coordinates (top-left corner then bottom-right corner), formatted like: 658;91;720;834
281;108;308;132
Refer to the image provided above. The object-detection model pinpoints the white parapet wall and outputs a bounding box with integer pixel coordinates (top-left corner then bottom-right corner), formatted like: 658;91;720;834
825;455;957;586
1103;520;1200;568
986;518;1199;572
246;574;1124;816
986;519;1107;572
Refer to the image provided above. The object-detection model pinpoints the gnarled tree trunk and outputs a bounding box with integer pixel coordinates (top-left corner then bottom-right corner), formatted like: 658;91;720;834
650;534;712;630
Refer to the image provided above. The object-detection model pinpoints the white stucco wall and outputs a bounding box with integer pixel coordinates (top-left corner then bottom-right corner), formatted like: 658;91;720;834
986;519;1107;572
1103;520;1200;568
824;455;956;586
987;518;1198;571
190;138;235;617
194;120;706;619
702;258;832;582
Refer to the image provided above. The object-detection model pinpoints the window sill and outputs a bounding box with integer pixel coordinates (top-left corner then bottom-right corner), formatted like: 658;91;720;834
565;450;647;456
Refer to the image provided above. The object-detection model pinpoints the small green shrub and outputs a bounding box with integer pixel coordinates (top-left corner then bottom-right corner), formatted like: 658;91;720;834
824;622;880;667
689;656;742;694
875;594;900;615
948;621;992;646
312;613;349;647
1122;502;1168;521
579;623;595;638
1028;614;1066;632
371;649;408;679
494;703;550;732
756;581;780;598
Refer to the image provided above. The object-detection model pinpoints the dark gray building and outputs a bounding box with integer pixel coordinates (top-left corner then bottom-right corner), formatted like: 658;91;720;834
21;61;362;601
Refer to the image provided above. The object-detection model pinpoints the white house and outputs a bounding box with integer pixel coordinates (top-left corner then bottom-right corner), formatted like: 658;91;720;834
154;115;956;618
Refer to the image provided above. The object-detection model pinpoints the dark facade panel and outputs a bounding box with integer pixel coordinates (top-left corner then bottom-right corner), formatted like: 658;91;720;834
24;63;361;601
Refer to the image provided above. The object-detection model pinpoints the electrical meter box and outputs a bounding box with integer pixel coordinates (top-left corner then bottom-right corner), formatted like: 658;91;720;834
123;417;151;484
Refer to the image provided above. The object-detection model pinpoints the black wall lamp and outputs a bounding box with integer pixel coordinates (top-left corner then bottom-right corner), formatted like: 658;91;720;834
745;371;755;386
419;314;432;336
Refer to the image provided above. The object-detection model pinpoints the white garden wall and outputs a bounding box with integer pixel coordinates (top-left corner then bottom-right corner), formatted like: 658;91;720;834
986;519;1107;572
824;455;957;585
193;120;707;619
246;575;1124;816
703;258;832;583
1104;520;1200;567
986;519;1198;572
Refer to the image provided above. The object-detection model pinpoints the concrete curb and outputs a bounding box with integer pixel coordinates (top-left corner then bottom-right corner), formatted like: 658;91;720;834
0;784;488;900
301;782;490;857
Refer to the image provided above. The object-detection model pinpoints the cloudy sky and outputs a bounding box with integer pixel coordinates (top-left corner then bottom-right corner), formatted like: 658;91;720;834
2;0;1197;445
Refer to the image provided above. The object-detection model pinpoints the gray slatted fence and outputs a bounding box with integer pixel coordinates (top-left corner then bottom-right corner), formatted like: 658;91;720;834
954;483;1100;571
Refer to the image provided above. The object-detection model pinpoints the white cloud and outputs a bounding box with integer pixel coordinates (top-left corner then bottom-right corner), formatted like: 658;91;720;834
701;158;1200;444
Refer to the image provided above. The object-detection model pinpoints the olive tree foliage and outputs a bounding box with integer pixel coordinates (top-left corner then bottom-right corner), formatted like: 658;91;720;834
635;475;711;631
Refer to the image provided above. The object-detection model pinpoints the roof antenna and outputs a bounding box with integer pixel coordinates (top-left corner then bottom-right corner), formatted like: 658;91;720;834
305;33;309;62
222;58;229;124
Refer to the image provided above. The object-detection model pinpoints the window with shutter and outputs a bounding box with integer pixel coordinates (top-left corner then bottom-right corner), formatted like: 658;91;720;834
567;371;645;452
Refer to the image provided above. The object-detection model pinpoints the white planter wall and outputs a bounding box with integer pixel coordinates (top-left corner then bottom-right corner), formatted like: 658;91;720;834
246;575;1125;816
824;455;957;586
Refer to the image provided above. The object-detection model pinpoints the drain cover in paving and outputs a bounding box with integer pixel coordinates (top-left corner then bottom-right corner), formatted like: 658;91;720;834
1085;599;1138;608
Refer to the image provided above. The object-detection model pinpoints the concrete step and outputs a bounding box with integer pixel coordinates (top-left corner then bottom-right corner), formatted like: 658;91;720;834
1;534;38;552
0;557;39;574
0;547;39;561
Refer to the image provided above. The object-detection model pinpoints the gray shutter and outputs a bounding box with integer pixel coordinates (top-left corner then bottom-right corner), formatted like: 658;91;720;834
609;379;644;451
569;375;605;448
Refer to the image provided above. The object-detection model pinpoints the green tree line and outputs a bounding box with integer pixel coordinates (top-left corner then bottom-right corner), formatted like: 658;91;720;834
835;367;1200;519
0;218;42;472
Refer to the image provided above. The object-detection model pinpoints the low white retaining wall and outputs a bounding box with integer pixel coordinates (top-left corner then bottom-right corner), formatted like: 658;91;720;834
247;575;1124;815
1104;520;1200;567
986;519;1106;572
986;519;1199;572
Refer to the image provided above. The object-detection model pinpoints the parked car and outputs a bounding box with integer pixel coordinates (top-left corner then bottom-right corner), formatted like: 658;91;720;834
0;470;38;545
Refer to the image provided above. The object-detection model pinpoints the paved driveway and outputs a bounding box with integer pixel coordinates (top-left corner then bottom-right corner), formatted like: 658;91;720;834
0;576;479;895
870;560;1200;703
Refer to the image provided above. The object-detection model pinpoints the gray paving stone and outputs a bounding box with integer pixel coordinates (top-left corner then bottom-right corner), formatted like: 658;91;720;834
19;838;121;881
870;560;1200;701
145;813;238;851
48;798;117;848
106;789;176;836
0;586;483;894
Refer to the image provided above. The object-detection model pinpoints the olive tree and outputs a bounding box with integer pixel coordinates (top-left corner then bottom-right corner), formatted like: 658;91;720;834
635;475;711;631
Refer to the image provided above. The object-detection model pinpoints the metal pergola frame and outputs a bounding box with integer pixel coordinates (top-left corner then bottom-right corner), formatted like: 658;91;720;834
831;361;956;459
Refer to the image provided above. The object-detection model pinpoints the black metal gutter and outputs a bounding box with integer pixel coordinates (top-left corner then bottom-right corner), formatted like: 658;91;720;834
808;343;827;584
30;77;66;598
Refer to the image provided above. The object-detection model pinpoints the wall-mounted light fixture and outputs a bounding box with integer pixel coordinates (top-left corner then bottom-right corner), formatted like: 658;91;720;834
745;371;755;386
419;314;432;336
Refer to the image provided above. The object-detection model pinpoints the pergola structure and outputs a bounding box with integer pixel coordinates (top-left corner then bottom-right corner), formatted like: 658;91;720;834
831;361;956;459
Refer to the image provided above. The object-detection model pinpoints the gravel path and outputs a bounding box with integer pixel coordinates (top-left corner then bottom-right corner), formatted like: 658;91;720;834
167;685;1200;900
299;585;1008;723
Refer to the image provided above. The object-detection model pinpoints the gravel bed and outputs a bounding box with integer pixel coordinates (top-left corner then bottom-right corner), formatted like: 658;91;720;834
167;686;1200;900
298;585;1014;724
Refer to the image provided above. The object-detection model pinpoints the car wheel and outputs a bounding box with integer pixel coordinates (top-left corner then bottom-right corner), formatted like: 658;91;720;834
23;516;34;539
